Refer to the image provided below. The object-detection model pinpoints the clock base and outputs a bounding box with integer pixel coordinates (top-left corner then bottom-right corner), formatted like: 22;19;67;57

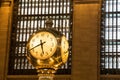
37;68;55;80
38;76;54;80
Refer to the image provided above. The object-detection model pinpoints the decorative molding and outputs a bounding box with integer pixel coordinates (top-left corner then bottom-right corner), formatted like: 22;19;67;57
7;75;71;80
100;75;120;80
0;1;11;7
74;0;99;4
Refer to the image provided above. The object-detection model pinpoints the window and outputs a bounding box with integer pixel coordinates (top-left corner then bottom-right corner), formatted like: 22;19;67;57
100;0;120;74
8;0;73;75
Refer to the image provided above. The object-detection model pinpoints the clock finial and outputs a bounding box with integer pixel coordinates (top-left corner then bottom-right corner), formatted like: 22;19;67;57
45;18;53;28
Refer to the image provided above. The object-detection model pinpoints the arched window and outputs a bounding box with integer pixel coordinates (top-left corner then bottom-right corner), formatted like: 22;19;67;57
101;0;120;74
8;0;73;75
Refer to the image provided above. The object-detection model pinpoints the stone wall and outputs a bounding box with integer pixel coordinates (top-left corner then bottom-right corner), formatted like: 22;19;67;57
73;1;100;80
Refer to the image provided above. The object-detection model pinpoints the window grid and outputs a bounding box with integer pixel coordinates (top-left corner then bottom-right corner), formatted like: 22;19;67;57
8;0;73;75
100;0;120;74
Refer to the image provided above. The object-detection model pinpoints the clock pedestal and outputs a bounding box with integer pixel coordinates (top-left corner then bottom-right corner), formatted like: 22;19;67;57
38;74;54;80
37;68;56;80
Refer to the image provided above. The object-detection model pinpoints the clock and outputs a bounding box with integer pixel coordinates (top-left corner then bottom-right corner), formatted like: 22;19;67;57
27;29;58;60
61;36;69;63
26;19;69;80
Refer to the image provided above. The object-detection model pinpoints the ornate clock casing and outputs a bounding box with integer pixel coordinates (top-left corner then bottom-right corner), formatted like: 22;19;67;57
26;28;69;75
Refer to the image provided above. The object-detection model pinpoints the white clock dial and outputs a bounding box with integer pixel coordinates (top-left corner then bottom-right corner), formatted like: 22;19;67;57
61;36;69;63
28;31;57;59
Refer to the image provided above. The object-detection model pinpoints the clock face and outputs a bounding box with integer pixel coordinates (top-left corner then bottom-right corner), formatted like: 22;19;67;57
27;31;57;59
61;36;69;63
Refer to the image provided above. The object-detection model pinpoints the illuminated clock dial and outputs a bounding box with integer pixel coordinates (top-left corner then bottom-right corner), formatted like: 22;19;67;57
27;31;57;59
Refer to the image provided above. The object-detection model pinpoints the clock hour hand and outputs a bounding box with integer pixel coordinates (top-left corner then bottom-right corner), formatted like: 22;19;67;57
29;41;46;51
40;40;45;54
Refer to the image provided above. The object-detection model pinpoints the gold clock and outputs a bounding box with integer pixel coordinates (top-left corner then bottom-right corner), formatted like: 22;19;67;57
26;19;69;80
27;31;57;60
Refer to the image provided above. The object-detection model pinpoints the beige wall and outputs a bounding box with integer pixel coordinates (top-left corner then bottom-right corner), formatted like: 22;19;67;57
0;0;101;80
72;1;100;80
0;1;12;80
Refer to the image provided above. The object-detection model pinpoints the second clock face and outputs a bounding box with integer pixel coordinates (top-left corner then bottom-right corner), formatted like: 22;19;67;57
61;36;69;63
28;31;57;59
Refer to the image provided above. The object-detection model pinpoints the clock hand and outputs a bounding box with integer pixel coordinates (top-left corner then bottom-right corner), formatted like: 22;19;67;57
40;40;45;54
29;41;46;51
64;51;68;53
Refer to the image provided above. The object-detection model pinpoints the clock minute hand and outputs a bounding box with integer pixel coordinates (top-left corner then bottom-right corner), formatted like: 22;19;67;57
29;41;46;51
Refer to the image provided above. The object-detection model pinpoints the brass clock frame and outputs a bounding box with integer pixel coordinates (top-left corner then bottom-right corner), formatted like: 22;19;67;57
26;28;69;74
